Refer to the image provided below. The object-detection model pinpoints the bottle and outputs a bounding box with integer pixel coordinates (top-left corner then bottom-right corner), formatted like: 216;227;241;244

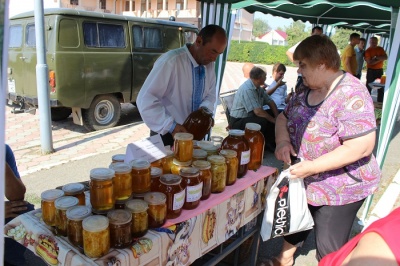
221;129;250;178
183;107;213;141
244;123;265;170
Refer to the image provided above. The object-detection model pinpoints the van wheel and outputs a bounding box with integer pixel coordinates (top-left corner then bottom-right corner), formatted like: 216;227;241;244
51;107;72;121
82;95;121;131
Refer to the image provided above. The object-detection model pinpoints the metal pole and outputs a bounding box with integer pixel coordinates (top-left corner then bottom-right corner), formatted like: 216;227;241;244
34;0;54;154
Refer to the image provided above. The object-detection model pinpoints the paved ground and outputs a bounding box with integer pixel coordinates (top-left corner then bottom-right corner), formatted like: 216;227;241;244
6;61;400;266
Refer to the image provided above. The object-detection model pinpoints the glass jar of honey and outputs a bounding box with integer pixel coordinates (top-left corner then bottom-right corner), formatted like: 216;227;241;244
180;167;202;210
55;196;79;236
131;193;147;200
115;198;130;209
151;167;163;192
221;129;250;178
130;159;151;194
182;107;213;141
144;192;167;228
107;209;132;248
245;123;265;170
173;133;194;162
112;154;125;163
219;149;239;186
159;174;185;219
192;149;207;162
41;189;65;227
198;141;219;157
125;199;149;238
161;149;174;174
207;155;227;193
82;215;110;258
90;168;115;213
171;158;192;175
66;205;92;248
211;136;224;148
109;162;132;201
192;160;212;200
150;159;163;169
62;183;86;205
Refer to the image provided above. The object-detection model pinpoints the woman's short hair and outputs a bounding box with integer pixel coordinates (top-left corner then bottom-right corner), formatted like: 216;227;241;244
293;35;341;71
249;66;266;80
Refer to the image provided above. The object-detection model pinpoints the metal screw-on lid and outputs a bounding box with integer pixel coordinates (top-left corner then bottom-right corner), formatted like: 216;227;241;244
144;192;166;205
90;168;115;181
112;154;125;162
174;133;193;141
55;196;79;210
173;158;192;167
193;149;207;158
107;209;132;225
220;149;238;158
109;162;131;174
210;136;224;143
125;199;149;213
66;206;92;221
207;155;226;164
159;174;182;185
245;123;261;131
192;160;211;170
228;129;245;136
151;167;163;177
130;159;150;170
82;215;109;232
41;189;65;202
179;167;200;178
62;183;85;194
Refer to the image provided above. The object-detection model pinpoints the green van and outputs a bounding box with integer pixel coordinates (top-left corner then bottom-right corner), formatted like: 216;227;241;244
7;8;198;130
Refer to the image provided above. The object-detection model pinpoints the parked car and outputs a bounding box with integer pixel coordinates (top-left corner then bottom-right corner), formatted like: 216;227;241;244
7;8;198;131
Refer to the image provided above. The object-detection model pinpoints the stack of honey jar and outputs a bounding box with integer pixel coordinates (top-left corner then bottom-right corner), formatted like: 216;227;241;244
39;122;264;259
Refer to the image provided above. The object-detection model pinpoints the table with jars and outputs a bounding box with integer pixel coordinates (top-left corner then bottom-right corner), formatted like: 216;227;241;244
4;127;278;266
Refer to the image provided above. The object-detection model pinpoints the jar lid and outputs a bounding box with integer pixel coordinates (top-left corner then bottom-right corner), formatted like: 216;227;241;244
151;167;163;177
193;149;207;158
41;189;65;201
174;133;193;141
109;162;131;173
66;206;92;221
229;129;245;136
125;199;149;213
173;158;192;167
55;196;79;210
90;168;115;180
197;141;216;151
245;123;261;131
207;155;226;164
82;215;109;232
192;160;211;170
220;149;237;158
112;154;125;162
144;192;166;205
179;167;200;177
160;174;182;185
130;159;150;170
131;192;147;199
62;183;85;194
107;209;132;225
210;136;224;143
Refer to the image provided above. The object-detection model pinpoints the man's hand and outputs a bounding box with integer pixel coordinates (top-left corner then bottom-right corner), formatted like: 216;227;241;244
277;78;286;86
172;124;188;137
5;200;28;219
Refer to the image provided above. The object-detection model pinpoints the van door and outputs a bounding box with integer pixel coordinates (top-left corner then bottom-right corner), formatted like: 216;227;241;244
21;23;39;100
130;23;164;103
7;23;24;100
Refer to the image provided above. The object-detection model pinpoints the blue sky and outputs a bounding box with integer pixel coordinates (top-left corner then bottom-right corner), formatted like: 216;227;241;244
254;12;312;31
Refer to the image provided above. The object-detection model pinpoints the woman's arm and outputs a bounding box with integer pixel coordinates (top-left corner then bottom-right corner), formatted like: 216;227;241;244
275;113;297;164
5;162;26;201
290;130;376;179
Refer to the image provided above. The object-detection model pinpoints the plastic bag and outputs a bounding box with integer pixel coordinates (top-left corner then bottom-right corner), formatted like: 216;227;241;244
260;168;314;241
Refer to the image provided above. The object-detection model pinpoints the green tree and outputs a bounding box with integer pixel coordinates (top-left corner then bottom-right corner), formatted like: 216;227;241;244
252;18;271;38
285;21;309;46
331;28;362;52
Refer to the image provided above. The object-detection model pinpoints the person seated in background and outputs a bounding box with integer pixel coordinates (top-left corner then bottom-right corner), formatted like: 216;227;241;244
264;63;292;111
240;62;255;85
5;144;34;224
319;207;400;266
229;66;279;152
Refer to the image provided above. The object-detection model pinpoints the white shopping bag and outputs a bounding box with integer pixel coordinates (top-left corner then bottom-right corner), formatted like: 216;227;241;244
260;168;314;241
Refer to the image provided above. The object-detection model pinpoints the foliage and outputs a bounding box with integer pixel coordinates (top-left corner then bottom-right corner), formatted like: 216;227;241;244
252;18;271;38
331;27;362;51
284;21;309;47
227;40;295;67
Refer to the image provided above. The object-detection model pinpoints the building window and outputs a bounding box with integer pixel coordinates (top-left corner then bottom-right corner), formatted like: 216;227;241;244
176;0;183;10
141;0;150;12
99;0;106;9
125;0;135;11
83;22;125;48
70;0;78;5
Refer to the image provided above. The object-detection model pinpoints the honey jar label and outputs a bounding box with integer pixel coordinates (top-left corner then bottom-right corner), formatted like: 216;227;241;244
186;182;203;202
173;189;185;210
241;150;251;165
